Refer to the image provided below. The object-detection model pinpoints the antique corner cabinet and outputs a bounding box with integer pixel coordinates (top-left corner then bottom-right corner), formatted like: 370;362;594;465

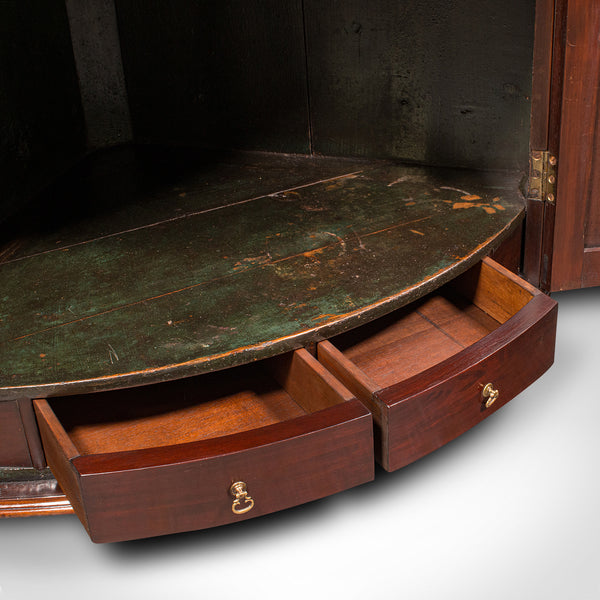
0;0;594;542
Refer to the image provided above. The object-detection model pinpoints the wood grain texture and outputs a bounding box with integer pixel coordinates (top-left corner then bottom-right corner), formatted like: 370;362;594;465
17;398;46;469
522;197;545;287
0;0;86;224
317;340;382;423
0;401;32;467
0;496;72;518
489;222;523;275
51;391;305;457
45;360;312;455
379;292;556;471
65;0;132;148
0;148;524;401
34;400;79;460
267;348;354;414
583;248;600;287
547;0;568;156
530;0;556;150
539;201;557;292
537;0;567;291
36;399;373;543
115;0;310;154
34;399;89;529
323;297;490;389
32;349;373;542
514;0;561;289
318;259;557;471
304;0;535;170
549;0;600;290
450;259;534;323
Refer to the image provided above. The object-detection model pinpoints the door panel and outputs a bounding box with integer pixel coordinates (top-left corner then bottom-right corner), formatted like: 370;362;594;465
549;0;600;290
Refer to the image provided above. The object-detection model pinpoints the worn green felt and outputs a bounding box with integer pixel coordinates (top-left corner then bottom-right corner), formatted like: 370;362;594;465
0;147;524;399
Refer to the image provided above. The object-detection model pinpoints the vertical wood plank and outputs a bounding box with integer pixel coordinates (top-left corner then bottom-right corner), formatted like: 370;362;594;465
0;401;33;467
583;248;600;287
523;0;556;287
17;398;47;469
304;0;536;170
33;399;89;532
65;0;133;148
551;0;600;290
538;0;566;291
115;0;310;154
0;0;86;224
522;198;545;286
530;0;557;150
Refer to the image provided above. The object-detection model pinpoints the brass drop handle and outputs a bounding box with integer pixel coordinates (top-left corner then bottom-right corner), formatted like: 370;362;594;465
230;481;255;515
482;383;500;409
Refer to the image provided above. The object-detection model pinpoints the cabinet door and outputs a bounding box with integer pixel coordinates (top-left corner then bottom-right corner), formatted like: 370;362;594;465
542;0;600;290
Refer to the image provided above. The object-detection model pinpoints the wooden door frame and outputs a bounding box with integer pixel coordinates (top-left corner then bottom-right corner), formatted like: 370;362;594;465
523;0;563;290
550;0;600;290
526;0;600;291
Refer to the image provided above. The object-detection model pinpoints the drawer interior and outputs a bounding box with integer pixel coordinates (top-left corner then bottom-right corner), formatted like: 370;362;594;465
325;260;535;389
43;349;352;456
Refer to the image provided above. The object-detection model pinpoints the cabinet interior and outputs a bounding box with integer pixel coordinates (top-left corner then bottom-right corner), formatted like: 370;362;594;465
1;1;537;459
1;0;536;225
0;2;556;537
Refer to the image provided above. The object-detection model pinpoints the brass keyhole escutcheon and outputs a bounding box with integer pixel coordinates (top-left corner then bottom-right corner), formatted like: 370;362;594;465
230;481;255;515
482;383;500;409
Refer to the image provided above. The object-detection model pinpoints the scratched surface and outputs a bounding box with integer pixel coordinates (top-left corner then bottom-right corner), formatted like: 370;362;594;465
0;146;524;400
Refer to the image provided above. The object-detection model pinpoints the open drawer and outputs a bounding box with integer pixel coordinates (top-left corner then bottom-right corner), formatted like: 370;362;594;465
317;258;558;472
33;349;373;543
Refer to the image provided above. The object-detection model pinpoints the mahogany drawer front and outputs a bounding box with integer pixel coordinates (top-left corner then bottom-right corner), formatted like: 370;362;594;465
33;349;373;543
318;258;558;472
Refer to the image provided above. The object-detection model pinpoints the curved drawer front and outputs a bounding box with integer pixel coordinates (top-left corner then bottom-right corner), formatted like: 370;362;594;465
33;350;373;543
376;294;556;470
318;258;558;471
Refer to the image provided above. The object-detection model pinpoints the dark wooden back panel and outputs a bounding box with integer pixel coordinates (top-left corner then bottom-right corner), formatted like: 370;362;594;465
1;1;538;232
113;0;536;171
0;1;86;226
114;0;311;154
302;0;535;169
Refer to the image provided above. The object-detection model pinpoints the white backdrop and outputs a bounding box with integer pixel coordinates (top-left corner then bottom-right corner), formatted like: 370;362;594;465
1;286;599;600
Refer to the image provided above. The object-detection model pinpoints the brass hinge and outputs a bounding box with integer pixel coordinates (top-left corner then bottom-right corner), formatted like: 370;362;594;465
528;150;558;204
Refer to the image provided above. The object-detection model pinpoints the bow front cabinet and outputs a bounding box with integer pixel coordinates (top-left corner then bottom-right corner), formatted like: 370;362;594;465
0;0;595;542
